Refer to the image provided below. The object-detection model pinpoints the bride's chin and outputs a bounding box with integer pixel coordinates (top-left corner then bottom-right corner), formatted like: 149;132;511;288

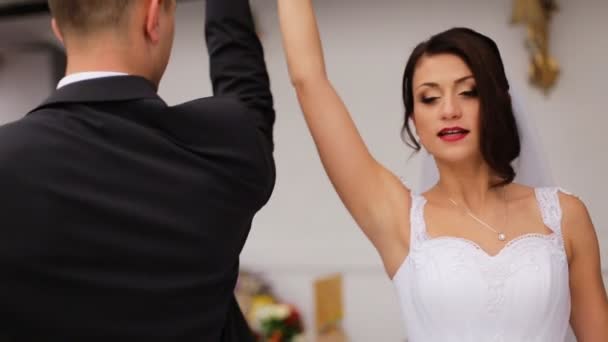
430;150;483;167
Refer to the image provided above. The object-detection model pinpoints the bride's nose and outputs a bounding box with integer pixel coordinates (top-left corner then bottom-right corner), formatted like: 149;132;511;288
440;95;462;120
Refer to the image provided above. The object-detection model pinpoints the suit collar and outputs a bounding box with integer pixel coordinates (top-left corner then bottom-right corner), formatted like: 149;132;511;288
57;71;128;89
30;75;164;113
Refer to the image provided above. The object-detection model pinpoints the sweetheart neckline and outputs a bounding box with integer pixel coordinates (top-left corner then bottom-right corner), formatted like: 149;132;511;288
390;232;563;281
420;231;558;258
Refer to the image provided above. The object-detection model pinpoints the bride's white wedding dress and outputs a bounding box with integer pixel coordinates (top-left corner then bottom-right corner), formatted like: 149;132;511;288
393;187;574;342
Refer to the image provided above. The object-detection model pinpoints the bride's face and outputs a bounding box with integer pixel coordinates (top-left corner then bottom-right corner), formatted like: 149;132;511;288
411;53;481;164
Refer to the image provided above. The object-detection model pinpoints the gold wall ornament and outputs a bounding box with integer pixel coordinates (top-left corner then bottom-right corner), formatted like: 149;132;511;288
512;0;560;94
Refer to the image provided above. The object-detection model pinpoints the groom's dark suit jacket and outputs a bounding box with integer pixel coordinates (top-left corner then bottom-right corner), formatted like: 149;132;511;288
0;1;274;341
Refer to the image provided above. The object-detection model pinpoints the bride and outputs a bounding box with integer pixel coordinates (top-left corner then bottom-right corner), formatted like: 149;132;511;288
276;1;608;340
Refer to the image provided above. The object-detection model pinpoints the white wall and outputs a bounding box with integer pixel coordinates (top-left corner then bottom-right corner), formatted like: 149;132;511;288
0;48;54;124
0;14;56;123
2;1;607;341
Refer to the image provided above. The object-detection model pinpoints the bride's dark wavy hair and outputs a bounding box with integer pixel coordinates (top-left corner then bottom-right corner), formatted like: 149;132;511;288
401;27;520;186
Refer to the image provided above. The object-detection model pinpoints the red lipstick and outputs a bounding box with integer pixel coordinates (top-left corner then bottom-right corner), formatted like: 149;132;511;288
438;127;470;142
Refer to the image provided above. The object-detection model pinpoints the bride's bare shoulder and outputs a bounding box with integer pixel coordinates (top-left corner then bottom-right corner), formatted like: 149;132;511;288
508;183;588;223
506;182;536;201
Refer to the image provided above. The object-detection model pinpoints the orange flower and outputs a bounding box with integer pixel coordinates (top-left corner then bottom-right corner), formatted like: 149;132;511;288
269;330;283;342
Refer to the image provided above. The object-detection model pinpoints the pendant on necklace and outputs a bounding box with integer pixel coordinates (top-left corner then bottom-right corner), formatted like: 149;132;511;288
498;233;506;241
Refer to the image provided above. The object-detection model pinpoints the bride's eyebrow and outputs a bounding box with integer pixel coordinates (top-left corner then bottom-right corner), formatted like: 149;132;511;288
455;75;474;84
416;75;474;90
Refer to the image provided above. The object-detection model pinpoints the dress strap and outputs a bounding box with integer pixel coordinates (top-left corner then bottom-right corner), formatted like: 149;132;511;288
409;192;428;249
534;187;563;234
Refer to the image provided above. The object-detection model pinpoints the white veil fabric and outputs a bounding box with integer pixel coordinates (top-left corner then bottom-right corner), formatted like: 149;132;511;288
415;92;555;193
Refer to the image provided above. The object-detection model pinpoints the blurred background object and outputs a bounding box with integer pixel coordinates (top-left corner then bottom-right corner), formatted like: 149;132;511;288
512;0;560;94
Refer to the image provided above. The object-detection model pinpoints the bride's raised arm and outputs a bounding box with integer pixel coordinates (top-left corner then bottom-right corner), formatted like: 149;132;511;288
277;0;410;261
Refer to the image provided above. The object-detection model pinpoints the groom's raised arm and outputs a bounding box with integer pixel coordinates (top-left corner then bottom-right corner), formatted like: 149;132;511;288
205;0;275;147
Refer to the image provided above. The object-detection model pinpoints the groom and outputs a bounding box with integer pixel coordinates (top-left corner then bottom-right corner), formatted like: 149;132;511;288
0;0;274;341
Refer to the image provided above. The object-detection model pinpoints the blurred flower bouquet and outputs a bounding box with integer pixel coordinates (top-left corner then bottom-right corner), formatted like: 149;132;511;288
253;299;305;341
236;272;306;342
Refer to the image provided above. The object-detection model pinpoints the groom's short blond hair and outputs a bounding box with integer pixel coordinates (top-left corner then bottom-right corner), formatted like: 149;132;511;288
48;0;134;35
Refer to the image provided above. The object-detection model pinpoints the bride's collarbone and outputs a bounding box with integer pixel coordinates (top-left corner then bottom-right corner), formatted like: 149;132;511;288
422;199;554;255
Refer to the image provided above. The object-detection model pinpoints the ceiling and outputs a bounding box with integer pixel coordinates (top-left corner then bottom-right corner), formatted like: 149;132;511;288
0;0;52;51
0;0;40;4
0;0;47;16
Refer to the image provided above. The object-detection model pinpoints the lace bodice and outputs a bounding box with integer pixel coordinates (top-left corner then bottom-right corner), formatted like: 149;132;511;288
393;187;572;342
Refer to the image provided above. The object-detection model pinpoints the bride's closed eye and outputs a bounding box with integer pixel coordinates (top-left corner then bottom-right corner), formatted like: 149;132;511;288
420;96;439;104
459;87;478;97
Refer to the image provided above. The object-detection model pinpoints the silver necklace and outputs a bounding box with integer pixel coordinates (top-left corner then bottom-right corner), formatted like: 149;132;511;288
447;189;508;242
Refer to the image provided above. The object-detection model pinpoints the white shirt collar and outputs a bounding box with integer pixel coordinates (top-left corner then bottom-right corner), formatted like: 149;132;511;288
57;71;129;89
